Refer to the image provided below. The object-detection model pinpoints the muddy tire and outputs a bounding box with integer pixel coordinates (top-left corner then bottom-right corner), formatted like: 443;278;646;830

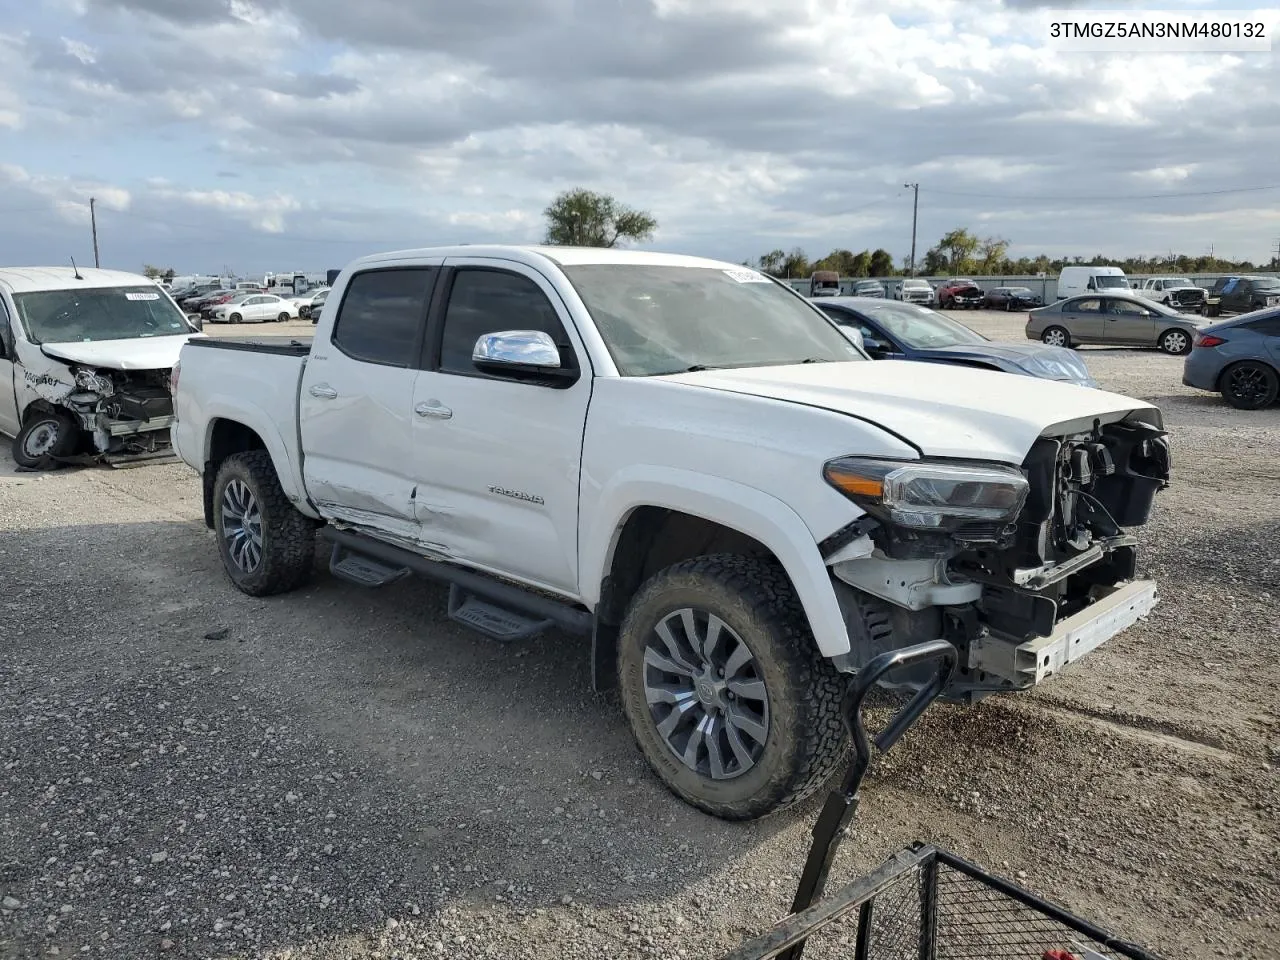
617;555;846;821
12;411;78;470
212;450;315;596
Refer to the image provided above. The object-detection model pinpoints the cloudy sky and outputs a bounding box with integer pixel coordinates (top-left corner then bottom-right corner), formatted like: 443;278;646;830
1;0;1278;276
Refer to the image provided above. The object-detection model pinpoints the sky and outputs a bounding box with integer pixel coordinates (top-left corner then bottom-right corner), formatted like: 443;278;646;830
0;0;1278;277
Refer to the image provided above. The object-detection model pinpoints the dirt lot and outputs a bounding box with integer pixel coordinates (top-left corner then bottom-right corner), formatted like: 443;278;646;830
1;311;1277;960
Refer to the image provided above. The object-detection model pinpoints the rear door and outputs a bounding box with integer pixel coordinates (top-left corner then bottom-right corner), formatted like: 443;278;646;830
298;262;441;545
408;258;592;594
1102;298;1158;345
1058;297;1104;341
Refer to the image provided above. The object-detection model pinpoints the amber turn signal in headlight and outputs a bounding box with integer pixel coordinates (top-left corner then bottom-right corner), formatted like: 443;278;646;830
823;457;1029;530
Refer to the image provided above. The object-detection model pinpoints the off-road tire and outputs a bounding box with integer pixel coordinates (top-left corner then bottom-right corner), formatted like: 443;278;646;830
617;554;846;820
11;411;78;470
212;450;315;596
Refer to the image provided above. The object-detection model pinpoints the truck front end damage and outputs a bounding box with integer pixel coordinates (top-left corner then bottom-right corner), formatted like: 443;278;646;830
822;416;1171;700
20;357;177;464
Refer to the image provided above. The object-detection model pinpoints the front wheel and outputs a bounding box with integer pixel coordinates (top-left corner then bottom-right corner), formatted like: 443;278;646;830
12;411;78;470
617;555;846;820
228;312;243;323
1041;325;1070;348
1221;361;1279;410
212;450;316;596
1158;328;1191;355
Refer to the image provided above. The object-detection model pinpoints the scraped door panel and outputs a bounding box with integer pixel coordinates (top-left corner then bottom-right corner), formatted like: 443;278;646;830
299;264;440;545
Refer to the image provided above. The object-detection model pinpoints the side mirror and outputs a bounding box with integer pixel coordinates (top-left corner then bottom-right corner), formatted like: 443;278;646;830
188;315;204;332
473;330;577;386
862;335;889;355
839;326;865;352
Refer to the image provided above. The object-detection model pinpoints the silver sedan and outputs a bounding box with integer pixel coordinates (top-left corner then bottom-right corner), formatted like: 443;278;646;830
1026;293;1208;355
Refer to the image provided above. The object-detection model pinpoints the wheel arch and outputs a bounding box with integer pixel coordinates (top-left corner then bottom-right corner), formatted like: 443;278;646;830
199;409;316;528
582;469;852;689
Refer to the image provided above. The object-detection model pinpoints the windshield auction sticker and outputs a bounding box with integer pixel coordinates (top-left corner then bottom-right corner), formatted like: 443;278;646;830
722;268;772;283
125;292;161;300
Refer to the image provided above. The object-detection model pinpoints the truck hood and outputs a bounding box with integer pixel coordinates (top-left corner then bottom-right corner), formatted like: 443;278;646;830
664;361;1159;463
40;334;201;371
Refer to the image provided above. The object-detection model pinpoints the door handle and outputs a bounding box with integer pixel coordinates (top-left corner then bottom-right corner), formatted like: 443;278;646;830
415;400;452;420
309;384;338;399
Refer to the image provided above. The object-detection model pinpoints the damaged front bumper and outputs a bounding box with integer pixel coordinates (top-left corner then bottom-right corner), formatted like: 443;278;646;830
967;579;1157;686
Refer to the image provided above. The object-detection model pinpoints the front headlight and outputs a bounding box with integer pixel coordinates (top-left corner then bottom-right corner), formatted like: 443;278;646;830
823;457;1029;530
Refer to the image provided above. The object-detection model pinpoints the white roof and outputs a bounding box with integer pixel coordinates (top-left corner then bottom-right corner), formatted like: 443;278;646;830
349;244;741;272
0;266;158;294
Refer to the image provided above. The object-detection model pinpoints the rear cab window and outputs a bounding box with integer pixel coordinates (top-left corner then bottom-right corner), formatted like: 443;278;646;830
331;267;438;367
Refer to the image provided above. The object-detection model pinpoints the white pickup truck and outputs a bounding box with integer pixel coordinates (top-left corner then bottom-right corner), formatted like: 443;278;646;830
171;245;1171;820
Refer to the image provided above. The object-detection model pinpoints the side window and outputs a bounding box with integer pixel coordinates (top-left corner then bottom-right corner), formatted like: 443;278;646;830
332;267;436;367
1068;298;1101;313
1106;299;1147;315
438;269;574;376
1244;316;1280;336
0;297;10;359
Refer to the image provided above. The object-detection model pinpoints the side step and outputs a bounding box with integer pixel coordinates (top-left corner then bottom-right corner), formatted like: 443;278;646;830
329;544;411;588
447;584;554;642
319;527;593;639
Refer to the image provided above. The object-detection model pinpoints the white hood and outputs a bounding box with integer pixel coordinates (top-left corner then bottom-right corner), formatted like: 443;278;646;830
665;361;1161;464
40;334;202;371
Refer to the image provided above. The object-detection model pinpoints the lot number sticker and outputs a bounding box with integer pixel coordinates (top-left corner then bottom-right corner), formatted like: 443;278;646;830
722;268;772;283
125;292;161;300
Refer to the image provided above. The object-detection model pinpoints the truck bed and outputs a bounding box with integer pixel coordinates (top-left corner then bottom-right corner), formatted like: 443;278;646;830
186;336;313;356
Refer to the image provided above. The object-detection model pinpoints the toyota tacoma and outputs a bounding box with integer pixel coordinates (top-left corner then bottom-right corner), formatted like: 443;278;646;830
170;246;1170;820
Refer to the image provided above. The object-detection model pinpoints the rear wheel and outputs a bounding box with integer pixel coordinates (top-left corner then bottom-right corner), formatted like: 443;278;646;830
11;411;78;470
617;555;846;821
277;312;290;322
1221;361;1279;410
1041;325;1070;348
212;451;316;595
1158;328;1191;355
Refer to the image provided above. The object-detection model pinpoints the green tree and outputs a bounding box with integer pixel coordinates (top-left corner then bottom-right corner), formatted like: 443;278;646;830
975;236;1009;275
781;247;811;278
930;228;981;274
543;188;657;247
868;248;895;277
757;249;786;276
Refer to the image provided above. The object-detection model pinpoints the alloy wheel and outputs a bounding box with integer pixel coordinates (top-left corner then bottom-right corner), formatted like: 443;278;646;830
1227;364;1272;406
221;478;264;573
642;608;770;781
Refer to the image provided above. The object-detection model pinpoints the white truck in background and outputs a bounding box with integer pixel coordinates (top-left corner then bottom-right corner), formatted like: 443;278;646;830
170;245;1170;820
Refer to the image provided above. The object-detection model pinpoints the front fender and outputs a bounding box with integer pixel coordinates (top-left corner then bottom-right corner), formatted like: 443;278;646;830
581;466;853;658
196;398;318;519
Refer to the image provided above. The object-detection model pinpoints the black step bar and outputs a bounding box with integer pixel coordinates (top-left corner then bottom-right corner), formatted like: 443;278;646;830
320;527;593;636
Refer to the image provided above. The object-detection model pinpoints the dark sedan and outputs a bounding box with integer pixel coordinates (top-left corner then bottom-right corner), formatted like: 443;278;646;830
1183;307;1280;409
812;297;1098;387
983;286;1042;310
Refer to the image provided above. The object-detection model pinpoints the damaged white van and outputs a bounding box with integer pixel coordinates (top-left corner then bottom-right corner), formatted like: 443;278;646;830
0;267;203;469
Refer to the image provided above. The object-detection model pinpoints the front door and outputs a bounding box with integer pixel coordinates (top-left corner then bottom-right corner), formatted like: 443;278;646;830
1102;298;1158;345
409;259;592;595
298;263;441;546
0;298;19;436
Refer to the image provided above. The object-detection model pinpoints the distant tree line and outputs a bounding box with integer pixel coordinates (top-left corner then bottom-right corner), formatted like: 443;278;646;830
748;227;1269;279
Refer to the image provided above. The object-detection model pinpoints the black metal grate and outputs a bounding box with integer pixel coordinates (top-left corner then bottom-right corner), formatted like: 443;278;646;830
934;861;1133;959
722;846;1164;960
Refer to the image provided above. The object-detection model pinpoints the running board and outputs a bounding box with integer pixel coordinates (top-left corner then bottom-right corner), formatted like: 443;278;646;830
319;527;592;638
329;544;411;588
447;585;554;642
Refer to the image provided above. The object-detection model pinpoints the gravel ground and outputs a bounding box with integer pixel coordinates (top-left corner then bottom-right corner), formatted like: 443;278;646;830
1;311;1277;960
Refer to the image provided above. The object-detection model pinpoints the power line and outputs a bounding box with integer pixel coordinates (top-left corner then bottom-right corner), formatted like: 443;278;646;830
927;183;1280;202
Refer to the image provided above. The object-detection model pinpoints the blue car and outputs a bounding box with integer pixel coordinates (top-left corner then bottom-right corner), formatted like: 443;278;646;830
813;297;1098;387
1182;306;1280;409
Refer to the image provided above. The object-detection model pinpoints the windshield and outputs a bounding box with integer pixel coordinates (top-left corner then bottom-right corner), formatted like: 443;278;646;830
1164;277;1193;288
1253;277;1280;291
13;285;196;344
902;280;929;289
1094;275;1128;289
1007;287;1033;294
561;264;866;376
855;301;989;348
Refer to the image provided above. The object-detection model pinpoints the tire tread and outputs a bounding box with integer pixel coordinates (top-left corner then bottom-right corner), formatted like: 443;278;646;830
214;450;315;596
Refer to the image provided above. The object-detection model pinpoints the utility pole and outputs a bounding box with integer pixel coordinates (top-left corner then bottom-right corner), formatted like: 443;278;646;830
90;197;100;268
1271;238;1280;271
903;183;919;276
